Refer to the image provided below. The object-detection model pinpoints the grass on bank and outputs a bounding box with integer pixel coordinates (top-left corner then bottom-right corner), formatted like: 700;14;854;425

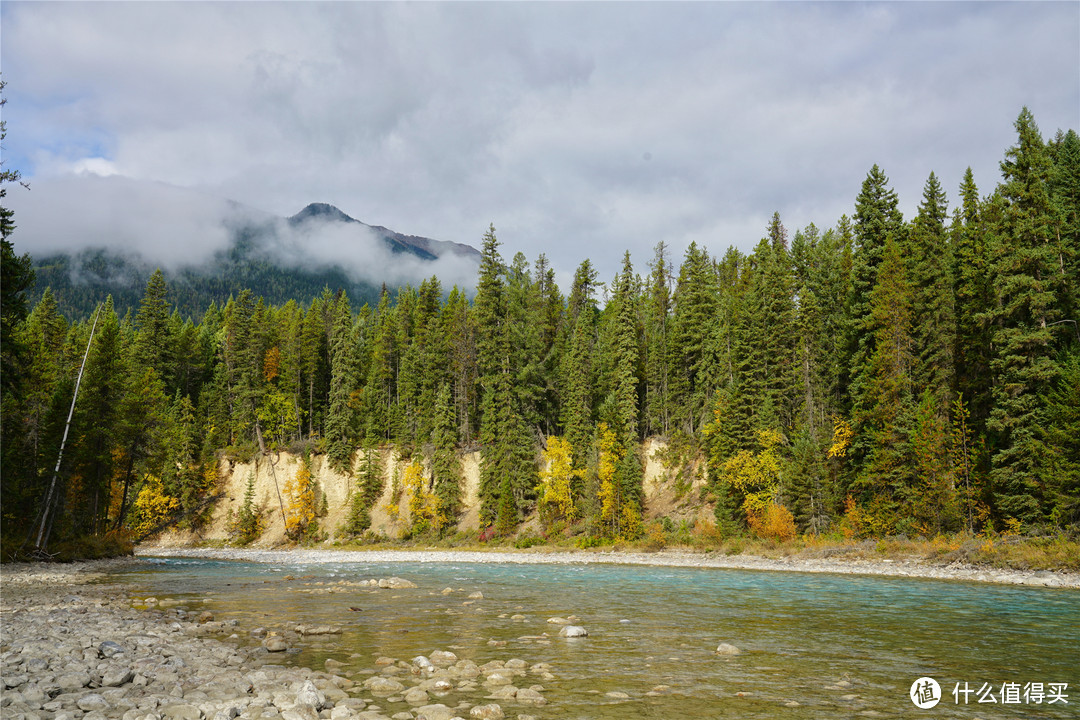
320;520;1080;573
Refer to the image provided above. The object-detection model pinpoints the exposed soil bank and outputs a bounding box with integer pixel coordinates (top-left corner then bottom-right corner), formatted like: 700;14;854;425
137;546;1080;589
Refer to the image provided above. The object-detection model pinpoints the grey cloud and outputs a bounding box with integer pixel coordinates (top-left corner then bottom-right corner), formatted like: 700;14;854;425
3;1;1077;283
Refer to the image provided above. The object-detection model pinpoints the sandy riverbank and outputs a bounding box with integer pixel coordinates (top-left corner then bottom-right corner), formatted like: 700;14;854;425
136;546;1080;588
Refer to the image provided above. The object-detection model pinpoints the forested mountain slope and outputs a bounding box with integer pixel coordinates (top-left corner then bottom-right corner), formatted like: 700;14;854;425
28;202;481;320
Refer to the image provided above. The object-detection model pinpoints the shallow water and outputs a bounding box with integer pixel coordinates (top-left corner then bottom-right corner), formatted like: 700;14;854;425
113;558;1078;718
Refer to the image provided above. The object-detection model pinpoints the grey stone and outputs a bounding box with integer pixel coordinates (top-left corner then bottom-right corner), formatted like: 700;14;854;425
513;688;546;706
55;673;91;691
558;625;588;638
281;705;319;720
100;641;126;658
363;677;405;696
161;703;203;720
403;687;429;705
78;694;111;712
427;651;457;668
263;637;288;653
413;705;455;720
102;666;136;687
469;704;504;720
296;682;325;710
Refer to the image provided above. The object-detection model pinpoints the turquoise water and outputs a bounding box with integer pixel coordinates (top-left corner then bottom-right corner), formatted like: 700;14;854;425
113;558;1079;718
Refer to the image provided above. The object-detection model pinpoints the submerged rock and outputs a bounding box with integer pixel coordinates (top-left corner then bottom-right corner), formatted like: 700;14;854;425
263;636;288;652
470;703;505;719
559;625;588;638
715;643;741;655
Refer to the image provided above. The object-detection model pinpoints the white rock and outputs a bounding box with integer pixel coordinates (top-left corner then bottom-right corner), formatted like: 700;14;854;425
715;643;741;655
559;625;588;638
428;651;458;668
469;703;504;720
296;681;325;710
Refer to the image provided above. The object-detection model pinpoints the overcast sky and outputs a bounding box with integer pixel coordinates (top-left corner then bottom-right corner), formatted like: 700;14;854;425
3;1;1078;290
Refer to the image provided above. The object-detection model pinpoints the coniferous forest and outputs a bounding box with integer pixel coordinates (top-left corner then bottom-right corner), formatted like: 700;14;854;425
2;108;1079;556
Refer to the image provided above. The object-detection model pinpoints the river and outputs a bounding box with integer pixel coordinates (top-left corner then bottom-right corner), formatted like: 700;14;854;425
110;557;1078;718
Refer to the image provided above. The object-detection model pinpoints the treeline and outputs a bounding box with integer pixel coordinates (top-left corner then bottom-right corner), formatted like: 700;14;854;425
1;108;1078;551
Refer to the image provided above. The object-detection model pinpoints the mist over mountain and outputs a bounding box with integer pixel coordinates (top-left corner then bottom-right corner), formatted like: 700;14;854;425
17;176;481;319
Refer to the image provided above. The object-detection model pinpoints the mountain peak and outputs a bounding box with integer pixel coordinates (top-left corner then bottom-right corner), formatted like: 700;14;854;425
289;202;357;225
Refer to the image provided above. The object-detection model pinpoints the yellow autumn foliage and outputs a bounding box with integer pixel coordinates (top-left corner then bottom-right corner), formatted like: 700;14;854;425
404;459;444;533
723;428;784;520
827;416;853;459
130;475;180;539
284;459;317;539
595;423;624;531
537;436;577;525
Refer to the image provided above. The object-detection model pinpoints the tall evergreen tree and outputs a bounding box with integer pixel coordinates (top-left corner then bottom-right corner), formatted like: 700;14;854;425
326;292;359;472
643;242;673;436
668;242;720;434
987;108;1062;525
952;168;995;436
908;172;955;408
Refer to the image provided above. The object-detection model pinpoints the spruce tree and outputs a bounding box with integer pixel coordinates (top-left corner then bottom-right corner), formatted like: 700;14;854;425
430;382;461;523
326;292;359;473
853;234;916;530
987;108;1062;525
847;166;904;464
952;168;995;435
133;269;175;388
908;172;955;408
668;242;720;434
643;242;673;436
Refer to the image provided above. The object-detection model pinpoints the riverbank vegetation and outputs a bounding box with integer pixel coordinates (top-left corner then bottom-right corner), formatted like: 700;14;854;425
2;106;1078;565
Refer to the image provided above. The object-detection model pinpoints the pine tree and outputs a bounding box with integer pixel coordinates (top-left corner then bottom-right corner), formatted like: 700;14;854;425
987;108;1062;526
1048;129;1080;331
601;251;642;445
847;166;905;465
133;269;175;388
1041;347;1080;531
668;242;720;434
430;382;461;524
643;241;673;436
326;292;359;472
70;298;125;534
908;172;955;407
853;234;916;532
560;260;600;469
952;168;995;436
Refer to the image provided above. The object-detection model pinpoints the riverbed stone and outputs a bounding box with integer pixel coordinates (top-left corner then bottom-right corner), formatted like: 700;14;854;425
363;677;405;696
77;693;111;712
296;681;325;710
377;578;417;590
404;687;429;705
512;688;545;706
468;704;503;720
99;641;126;658
161;703;203;720
55;672;91;691
715;643;741;655
558;625;588;638
263;637;288;653
280;706;318;720
428;651;457;668
412;705;454;720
